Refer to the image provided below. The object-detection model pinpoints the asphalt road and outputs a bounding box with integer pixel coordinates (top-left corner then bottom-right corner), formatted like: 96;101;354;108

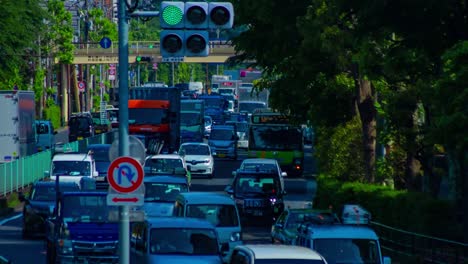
0;145;317;263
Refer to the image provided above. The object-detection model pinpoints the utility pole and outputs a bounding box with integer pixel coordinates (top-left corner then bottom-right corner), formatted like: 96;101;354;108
117;0;130;263
84;0;90;112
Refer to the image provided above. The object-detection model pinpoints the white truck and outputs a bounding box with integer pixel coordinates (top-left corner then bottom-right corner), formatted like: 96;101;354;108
0;91;37;163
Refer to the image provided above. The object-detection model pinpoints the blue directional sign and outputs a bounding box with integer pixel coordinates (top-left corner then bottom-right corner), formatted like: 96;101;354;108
100;37;112;49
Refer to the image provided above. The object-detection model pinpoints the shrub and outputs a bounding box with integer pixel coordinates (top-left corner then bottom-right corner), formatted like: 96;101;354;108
44;99;61;129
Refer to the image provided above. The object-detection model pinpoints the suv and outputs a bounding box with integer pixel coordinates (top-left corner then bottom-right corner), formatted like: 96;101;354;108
68;113;94;142
229;244;328;264
208;125;239;160
225;167;286;224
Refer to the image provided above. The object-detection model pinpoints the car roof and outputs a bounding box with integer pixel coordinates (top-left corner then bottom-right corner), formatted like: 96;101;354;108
242;158;278;165
177;192;235;205
301;225;379;240
180;142;210;147
144;175;188;184
146;154;183;160
211;125;235;130
52;153;93;161
146;217;216;229
34;180;79;187
236;244;324;260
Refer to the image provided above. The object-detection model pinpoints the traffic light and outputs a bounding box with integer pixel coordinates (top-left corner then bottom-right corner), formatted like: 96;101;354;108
160;30;184;57
184;2;208;29
159;1;234;58
208;2;234;29
185;31;209;57
160;1;185;28
136;56;153;63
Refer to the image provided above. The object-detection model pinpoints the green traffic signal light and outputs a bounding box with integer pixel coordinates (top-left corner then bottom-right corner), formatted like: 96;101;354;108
162;5;183;26
136;56;141;62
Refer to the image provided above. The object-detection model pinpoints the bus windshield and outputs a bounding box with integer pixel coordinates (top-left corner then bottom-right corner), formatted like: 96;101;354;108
249;126;302;151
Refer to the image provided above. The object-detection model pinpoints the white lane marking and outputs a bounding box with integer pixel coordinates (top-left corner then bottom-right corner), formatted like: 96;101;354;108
0;213;22;226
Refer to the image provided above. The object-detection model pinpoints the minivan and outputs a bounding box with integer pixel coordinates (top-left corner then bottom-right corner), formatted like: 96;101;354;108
35;120;57;152
130;217;225;264
174;192;243;263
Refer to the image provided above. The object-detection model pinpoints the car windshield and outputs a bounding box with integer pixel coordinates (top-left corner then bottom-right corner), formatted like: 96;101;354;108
89;147;110;162
181;112;202;126
186;204;239;227
249;126;303;151
314;238;381;264
36;123;50;134
145;158;184;174
31;185;79;201
241;162;277;172
204;117;212;126
69;117;91;130
128;108;168;125
210;129;236;140
180;145;210;155
144;182;188;202
236;122;249;133
150;228;219;255
239;102;266;113
62;195;112;222
235;175;279;194
52;161;91;176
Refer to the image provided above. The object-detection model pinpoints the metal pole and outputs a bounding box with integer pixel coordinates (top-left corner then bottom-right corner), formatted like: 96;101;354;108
171;62;175;86
117;0;130;263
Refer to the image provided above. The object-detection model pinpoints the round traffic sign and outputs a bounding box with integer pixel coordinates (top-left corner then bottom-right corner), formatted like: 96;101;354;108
78;81;85;92
107;156;144;193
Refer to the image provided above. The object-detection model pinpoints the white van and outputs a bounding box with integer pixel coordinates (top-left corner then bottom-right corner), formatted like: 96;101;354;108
174;192;242;263
189;82;204;94
45;152;99;187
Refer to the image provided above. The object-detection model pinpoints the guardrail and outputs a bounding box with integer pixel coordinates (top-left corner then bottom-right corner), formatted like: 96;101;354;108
371;221;468;263
0;132;117;197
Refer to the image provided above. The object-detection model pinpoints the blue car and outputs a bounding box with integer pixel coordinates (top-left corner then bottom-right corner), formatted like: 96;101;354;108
208;125;238;160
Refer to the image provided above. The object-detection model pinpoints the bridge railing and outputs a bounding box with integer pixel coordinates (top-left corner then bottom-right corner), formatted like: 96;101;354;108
371;221;468;263
73;41;234;54
0;132;117;197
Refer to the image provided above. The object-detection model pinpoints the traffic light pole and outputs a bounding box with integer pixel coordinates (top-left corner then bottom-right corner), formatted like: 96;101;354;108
117;0;130;263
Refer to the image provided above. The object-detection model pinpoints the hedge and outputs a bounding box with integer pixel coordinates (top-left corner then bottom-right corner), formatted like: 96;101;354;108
314;175;463;241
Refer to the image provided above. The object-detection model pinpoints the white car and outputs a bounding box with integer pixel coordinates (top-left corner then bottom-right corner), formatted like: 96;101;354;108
178;143;214;178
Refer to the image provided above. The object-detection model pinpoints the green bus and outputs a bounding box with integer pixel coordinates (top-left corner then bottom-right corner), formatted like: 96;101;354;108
247;109;304;177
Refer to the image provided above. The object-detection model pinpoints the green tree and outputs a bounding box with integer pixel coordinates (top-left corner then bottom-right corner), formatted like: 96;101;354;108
0;0;46;88
87;8;118;41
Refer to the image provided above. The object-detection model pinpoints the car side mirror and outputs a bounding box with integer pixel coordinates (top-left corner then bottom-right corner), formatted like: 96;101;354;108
93;171;99;177
44;171;50;177
383;256;391;264
54;131;58;135
224;185;234;195
275;223;283;229
281;172;287;177
231;171;237;177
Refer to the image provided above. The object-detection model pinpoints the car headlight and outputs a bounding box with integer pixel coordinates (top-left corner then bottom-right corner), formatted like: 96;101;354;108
204;159;211;164
59;239;73;254
230;232;241;242
270;198;277;204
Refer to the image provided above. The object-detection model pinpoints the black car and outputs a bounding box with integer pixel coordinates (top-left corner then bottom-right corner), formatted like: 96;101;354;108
19;181;80;238
68;113;95;142
225;168;286;225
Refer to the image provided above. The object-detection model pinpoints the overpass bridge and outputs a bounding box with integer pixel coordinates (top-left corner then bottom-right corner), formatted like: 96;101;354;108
68;41;237;64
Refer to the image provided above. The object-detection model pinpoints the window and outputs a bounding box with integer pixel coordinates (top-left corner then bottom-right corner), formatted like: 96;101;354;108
210;129;236;140
173;201;185;217
186;204;239;227
180;145;210;155
52;161;91;176
314;238;380;264
144;183;188;202
150;228;218;255
145;158;184;174
30;185;79;201
36;123;49;134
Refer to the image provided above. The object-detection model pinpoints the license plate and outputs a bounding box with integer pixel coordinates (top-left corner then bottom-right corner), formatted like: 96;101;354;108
77;136;83;140
95;130;101;134
95;176;105;181
218;153;226;158
253;211;263;216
